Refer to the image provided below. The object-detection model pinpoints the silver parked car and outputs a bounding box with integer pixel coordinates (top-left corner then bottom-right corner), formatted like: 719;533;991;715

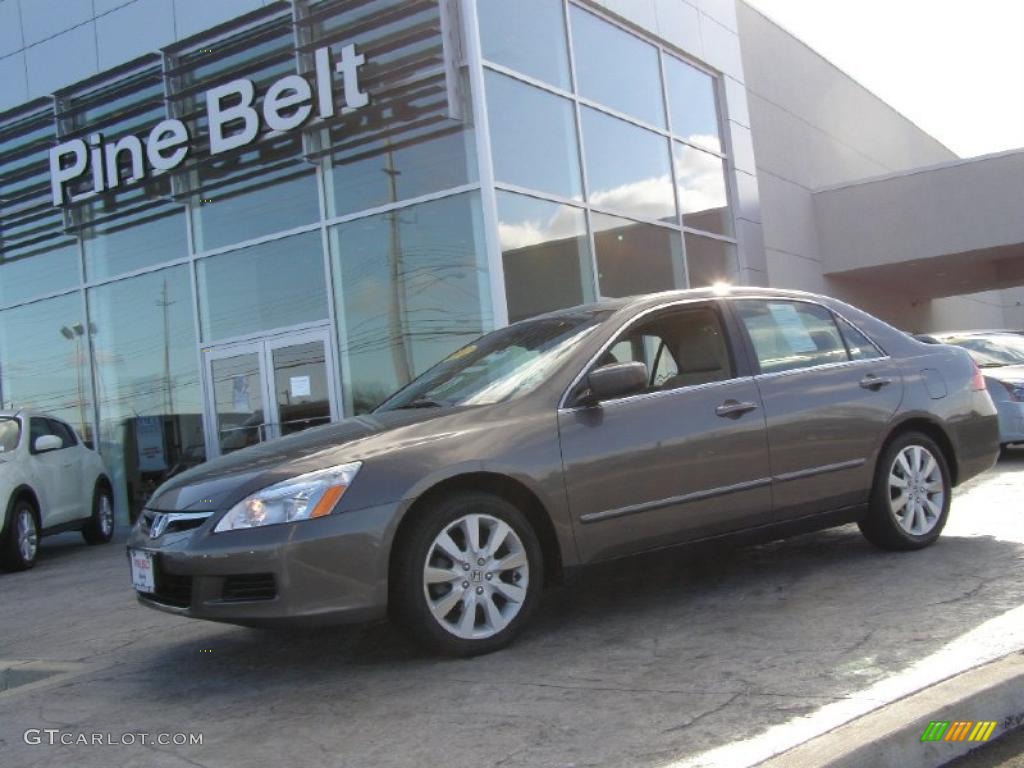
129;288;999;655
927;332;1024;449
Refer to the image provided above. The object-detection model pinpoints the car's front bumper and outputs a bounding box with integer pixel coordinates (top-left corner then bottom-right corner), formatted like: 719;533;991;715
126;502;401;627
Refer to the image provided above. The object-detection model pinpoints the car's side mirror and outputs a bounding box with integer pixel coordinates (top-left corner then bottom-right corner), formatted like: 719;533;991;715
586;361;649;403
33;434;63;453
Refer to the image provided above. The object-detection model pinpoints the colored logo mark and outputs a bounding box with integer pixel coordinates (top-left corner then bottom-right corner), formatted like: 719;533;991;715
920;720;997;743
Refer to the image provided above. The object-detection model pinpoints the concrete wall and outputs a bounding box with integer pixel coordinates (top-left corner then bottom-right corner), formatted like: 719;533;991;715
814;151;1024;274
735;0;956;318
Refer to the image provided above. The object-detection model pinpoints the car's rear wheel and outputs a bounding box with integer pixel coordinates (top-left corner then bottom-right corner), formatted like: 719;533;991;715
859;431;951;551
82;486;115;545
1;501;39;571
391;491;543;656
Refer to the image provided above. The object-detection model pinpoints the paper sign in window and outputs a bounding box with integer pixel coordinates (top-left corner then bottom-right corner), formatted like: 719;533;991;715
767;303;817;353
290;376;311;398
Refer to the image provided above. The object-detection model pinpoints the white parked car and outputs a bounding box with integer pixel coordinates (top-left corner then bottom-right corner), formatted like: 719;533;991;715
0;411;114;571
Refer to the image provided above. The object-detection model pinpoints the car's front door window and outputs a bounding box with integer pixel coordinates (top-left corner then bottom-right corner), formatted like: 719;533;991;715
588;304;733;397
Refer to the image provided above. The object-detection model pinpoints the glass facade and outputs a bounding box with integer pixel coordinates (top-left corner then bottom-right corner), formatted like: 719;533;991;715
0;0;741;523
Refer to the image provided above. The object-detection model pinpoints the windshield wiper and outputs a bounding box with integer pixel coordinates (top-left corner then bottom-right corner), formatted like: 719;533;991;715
393;397;447;410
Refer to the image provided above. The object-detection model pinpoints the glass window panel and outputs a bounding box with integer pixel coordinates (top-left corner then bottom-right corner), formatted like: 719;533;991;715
674;143;732;236
569;5;665;128
478;0;571;90
0;293;94;440
328;126;475;219
191;159;319;253
838;317;884;360
592;212;684;298
25;23;98;96
0;241;80;306
664;55;722;153
83;207;188;281
487;72;582;200
496;191;593;323
95;0;176;70
88;265;205;522
735;300;849;374
19;0;92;46
684;233;738;288
330;192;492;414
197;231;327;342
581;108;675;221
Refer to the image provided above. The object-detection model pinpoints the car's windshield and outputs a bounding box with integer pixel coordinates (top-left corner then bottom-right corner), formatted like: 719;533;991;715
944;334;1024;367
0;417;21;455
376;311;612;411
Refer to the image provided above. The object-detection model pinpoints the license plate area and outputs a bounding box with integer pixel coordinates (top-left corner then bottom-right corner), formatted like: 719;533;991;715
129;549;155;593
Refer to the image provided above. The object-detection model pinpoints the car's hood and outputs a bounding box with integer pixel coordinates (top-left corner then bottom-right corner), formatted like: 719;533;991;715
984;365;1024;384
146;407;469;512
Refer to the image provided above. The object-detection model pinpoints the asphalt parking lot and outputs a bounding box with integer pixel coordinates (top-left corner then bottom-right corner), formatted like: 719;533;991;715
1;449;1022;768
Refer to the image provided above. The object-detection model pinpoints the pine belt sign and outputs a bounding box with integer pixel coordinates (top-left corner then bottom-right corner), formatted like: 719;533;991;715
49;45;369;207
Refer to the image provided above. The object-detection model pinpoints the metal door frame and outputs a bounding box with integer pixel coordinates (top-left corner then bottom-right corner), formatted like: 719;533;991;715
200;326;340;459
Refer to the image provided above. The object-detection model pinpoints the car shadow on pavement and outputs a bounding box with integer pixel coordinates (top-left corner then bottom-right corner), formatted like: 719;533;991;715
104;504;1024;766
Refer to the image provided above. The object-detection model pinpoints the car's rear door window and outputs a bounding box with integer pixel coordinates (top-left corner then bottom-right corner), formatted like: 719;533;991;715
735;300;850;374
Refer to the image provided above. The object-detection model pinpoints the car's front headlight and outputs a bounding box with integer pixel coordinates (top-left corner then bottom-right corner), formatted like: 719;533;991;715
213;461;362;533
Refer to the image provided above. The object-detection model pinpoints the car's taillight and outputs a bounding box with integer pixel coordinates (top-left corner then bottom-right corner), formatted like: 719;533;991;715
970;360;986;391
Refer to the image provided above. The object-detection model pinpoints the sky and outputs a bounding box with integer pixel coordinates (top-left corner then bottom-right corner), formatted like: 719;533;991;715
743;0;1024;158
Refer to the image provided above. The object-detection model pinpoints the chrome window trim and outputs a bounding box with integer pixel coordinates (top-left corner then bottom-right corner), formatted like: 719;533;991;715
557;297;738;411
752;355;893;381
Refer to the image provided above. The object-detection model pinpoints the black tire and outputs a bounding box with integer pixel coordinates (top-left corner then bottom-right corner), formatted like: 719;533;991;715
1;500;40;572
391;491;544;657
82;485;115;545
859;431;951;551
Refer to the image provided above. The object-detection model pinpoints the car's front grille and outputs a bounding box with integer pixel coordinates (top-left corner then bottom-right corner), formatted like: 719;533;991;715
221;573;277;602
148;560;193;609
139;510;213;538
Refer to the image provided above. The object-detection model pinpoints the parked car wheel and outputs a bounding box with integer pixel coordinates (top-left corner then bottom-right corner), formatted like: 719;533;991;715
859;431;951;551
391;491;543;656
1;500;40;571
82;486;115;545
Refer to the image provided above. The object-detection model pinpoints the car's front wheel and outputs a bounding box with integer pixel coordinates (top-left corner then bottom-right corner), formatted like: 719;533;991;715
82;486;115;545
1;501;40;571
859;431;951;551
391;491;543;656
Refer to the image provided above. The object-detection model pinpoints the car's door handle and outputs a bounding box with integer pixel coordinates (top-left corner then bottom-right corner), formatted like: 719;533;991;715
859;375;893;390
715;400;759;418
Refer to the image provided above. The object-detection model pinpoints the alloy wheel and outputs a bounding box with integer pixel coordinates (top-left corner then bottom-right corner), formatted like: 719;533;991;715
888;444;944;536
422;513;529;640
17;509;38;563
99;495;114;537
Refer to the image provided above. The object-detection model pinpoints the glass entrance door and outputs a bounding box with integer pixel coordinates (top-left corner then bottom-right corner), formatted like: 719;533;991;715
202;329;339;458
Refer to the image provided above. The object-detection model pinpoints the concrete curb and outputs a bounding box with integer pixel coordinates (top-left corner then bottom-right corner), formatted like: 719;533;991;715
756;651;1024;768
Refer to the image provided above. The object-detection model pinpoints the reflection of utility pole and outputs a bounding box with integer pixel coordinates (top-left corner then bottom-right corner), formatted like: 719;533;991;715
384;148;413;384
155;279;175;415
59;322;95;434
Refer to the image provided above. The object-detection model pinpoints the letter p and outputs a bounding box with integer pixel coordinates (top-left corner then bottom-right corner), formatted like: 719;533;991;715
49;139;87;206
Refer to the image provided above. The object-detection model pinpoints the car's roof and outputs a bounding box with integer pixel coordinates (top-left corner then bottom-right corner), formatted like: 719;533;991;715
931;330;1023;338
530;286;829;323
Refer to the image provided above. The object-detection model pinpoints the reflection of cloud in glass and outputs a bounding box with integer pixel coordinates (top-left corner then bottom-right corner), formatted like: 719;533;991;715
589;175;676;222
498;206;586;250
675;144;727;214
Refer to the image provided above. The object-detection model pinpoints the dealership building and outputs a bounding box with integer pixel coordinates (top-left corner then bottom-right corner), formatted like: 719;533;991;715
1;0;1022;522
